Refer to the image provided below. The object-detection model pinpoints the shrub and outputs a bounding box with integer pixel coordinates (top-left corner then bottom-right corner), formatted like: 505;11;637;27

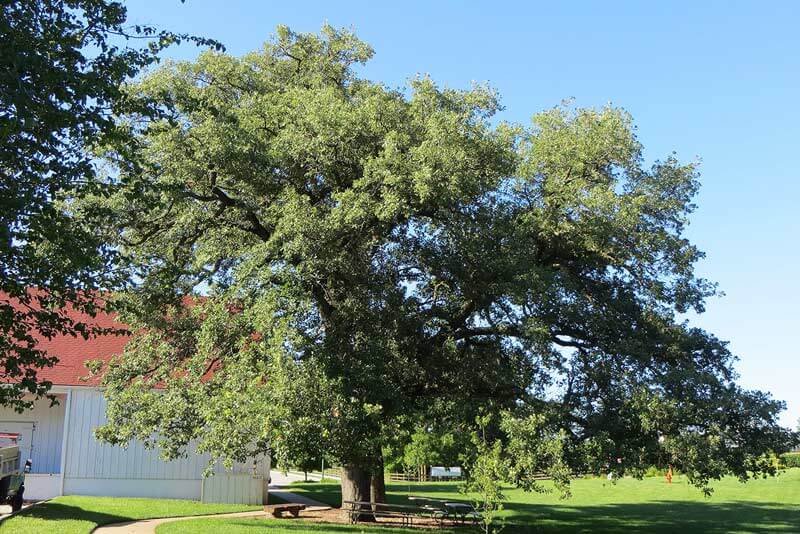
644;466;667;478
780;453;800;468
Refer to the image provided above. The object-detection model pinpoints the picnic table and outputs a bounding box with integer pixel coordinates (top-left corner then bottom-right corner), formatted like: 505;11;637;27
343;500;428;526
343;497;482;527
408;496;482;525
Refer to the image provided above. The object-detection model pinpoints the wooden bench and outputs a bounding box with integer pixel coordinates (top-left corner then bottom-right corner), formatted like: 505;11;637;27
263;503;307;518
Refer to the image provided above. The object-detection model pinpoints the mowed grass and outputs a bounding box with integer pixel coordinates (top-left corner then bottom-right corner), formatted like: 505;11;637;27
287;468;800;533
157;518;447;534
4;471;800;533
0;495;260;534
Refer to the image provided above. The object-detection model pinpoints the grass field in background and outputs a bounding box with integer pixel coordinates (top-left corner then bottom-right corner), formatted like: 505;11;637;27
288;468;800;533
0;495;260;534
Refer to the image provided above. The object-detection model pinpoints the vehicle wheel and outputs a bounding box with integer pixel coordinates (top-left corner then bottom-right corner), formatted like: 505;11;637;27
11;485;23;512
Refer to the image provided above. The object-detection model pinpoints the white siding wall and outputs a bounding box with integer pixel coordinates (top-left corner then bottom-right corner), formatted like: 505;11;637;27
0;394;65;474
202;475;264;505
1;388;269;503
64;388;211;480
62;388;268;503
21;473;61;500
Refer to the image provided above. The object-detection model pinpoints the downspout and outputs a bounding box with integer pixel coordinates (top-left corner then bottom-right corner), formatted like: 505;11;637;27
58;388;72;496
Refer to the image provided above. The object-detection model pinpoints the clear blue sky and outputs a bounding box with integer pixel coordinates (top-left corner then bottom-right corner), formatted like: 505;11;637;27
124;0;800;427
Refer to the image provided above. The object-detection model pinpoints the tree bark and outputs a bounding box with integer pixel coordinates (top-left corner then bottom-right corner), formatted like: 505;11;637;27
370;455;386;507
341;464;375;522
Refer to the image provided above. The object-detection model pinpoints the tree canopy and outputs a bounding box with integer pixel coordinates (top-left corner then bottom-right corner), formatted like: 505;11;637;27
0;0;220;410
86;25;795;499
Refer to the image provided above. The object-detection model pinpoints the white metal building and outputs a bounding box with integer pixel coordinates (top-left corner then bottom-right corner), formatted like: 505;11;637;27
0;303;269;504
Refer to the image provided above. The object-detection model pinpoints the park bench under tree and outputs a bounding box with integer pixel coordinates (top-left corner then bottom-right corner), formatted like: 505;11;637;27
263;503;307;518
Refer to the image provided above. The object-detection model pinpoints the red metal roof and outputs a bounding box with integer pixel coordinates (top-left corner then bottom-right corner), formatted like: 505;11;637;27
3;294;131;386
34;310;130;386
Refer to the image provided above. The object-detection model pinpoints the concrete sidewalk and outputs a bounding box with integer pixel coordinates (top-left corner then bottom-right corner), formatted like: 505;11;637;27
269;470;338;486
90;468;334;533
92;510;266;534
268;470;333;508
92;490;330;533
286;469;341;481
0;501;36;521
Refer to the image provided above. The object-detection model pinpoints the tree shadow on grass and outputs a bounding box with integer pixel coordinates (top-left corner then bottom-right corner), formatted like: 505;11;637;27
282;483;800;533
199;518;445;533
498;500;800;533
165;501;800;533
286;484;342;508
3;501;131;526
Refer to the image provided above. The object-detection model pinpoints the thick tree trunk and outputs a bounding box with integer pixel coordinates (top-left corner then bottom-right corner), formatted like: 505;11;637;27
370;455;386;507
341;464;375;522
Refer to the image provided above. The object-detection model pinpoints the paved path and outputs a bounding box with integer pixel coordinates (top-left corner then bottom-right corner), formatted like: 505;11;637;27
92;510;266;534
269;470;338;486
268;470;333;508
287;469;341;481
1;472;332;532
0;502;34;521
92;482;330;533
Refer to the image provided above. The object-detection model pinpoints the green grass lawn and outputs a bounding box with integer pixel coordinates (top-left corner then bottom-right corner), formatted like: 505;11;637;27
157;518;446;534
286;468;800;533
0;495;260;534
4;471;799;533
268;492;291;505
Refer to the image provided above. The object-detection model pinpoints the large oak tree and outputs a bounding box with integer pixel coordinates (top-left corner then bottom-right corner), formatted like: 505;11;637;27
88;26;795;503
